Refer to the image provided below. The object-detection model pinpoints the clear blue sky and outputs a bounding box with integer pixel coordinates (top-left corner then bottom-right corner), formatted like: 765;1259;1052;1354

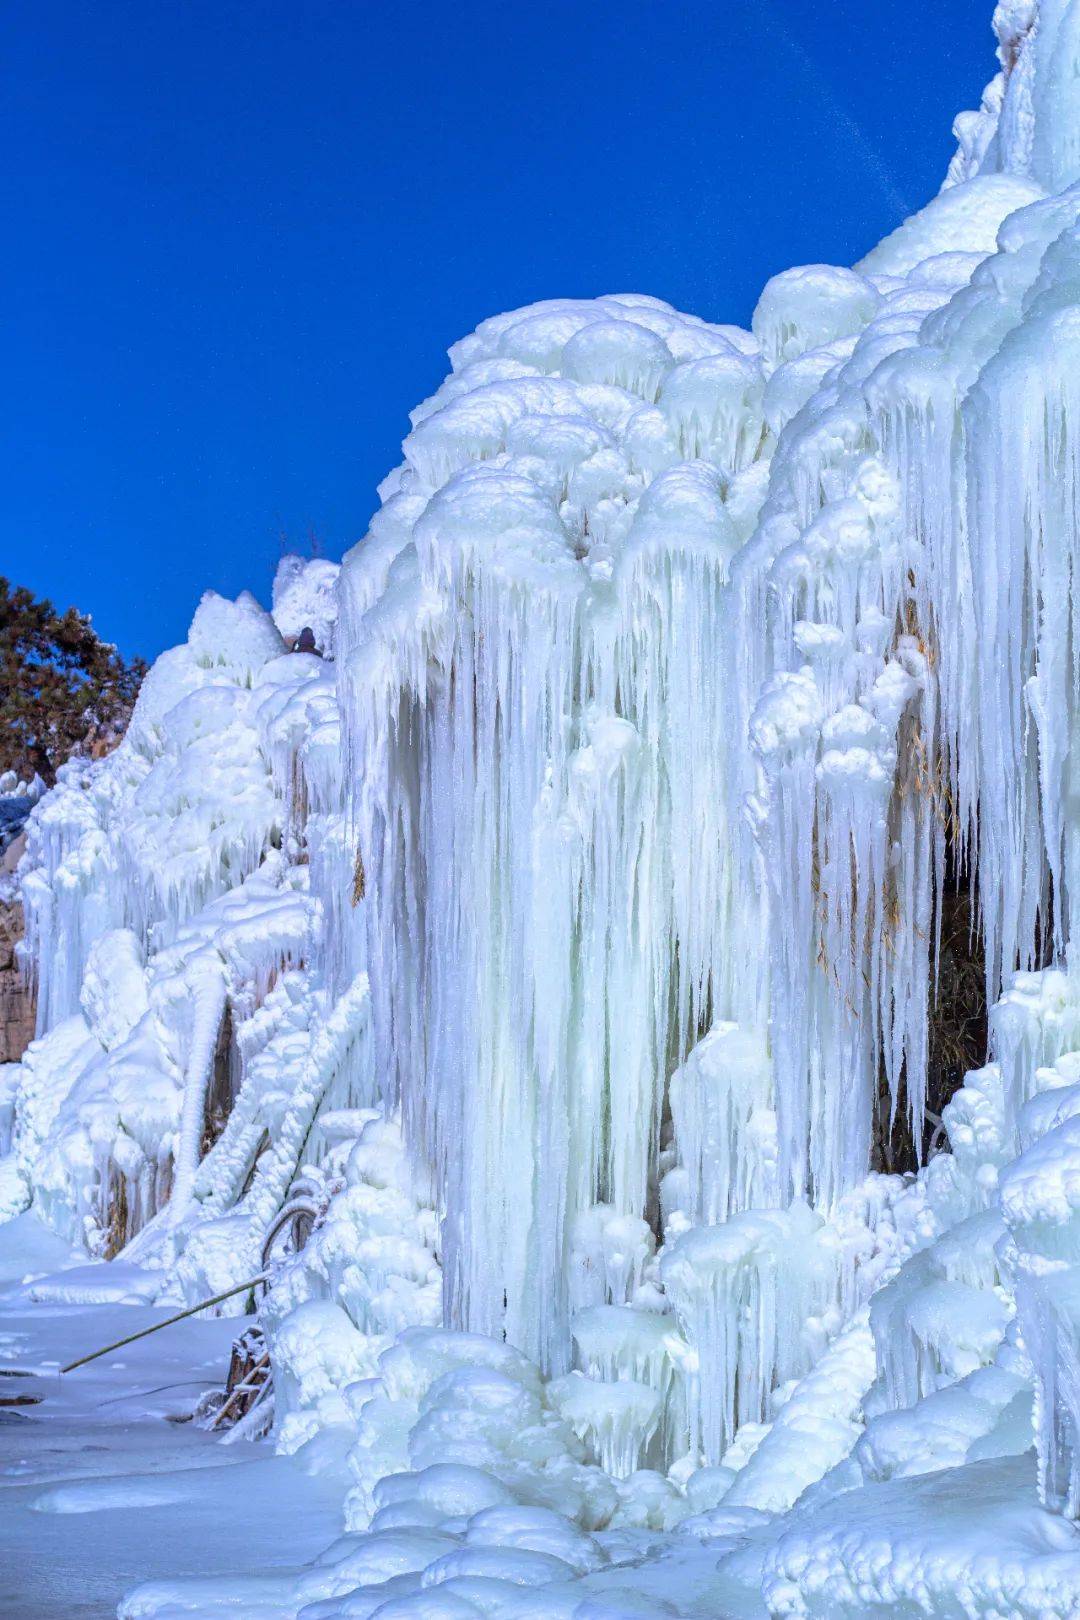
4;0;993;660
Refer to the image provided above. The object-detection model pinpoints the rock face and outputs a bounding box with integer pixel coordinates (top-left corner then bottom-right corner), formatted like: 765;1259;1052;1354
0;835;34;1064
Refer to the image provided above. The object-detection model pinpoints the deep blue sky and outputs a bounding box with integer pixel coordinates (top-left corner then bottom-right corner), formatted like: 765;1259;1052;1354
5;0;993;660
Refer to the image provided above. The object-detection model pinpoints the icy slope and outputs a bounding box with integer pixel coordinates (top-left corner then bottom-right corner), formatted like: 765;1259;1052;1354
10;1;1080;1617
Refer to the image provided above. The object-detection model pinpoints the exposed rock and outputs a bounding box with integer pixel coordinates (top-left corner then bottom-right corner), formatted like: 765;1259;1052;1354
0;833;34;1063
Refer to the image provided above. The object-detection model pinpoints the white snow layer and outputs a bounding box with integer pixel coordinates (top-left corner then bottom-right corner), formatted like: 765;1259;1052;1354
10;5;1080;1617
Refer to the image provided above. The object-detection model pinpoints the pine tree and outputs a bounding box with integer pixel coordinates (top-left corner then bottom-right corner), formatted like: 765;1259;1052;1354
0;579;146;783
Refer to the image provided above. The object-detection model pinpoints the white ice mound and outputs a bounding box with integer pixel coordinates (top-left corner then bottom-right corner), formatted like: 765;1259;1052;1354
188;587;285;678
857;172;1044;277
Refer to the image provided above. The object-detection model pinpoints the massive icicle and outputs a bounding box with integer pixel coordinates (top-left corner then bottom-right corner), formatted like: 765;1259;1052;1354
340;298;771;1369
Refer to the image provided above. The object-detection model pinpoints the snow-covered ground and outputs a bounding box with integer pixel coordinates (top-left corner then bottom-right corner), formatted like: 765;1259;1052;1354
9;1;1080;1615
0;1216;346;1619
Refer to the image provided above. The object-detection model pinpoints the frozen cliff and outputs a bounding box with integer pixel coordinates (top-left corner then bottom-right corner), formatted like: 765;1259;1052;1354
9;2;1080;1616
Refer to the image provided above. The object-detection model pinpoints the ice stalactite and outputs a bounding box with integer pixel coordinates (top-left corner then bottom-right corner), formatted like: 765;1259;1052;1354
666;1021;777;1225
965;270;1080;1006
340;298;773;1371
169;953;228;1220
660;1203;834;1465
731;166;1080;1209
548;1370;664;1479
567;1205;656;1316
567;1303;687;1470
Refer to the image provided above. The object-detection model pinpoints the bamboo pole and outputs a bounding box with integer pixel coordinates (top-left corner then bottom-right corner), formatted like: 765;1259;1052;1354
60;1275;266;1375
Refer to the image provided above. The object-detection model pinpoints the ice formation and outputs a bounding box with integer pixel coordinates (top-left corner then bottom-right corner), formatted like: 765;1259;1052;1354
12;1;1080;1616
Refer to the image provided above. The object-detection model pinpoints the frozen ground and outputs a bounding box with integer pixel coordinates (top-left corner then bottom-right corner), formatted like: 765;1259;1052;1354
0;1216;346;1619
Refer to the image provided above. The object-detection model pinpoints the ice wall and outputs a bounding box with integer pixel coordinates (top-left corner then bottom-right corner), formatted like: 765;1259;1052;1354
16;4;1080;1616
335;163;1080;1375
